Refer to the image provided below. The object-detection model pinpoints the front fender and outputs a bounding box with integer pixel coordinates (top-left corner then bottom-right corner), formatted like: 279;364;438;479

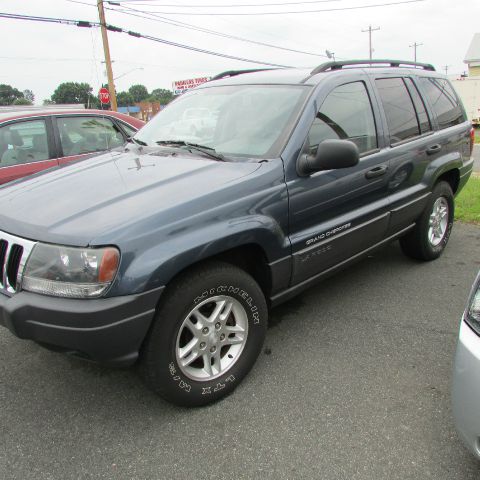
113;215;290;295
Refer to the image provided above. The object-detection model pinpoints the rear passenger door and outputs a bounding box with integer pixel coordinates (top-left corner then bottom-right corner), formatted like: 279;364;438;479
0;118;57;185
370;75;465;236
286;76;392;285
416;77;469;158
54;115;127;166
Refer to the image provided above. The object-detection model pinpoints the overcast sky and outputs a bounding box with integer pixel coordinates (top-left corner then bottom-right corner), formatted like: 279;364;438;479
0;0;478;104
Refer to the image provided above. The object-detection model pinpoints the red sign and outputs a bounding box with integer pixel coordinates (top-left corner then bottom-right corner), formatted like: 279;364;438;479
98;87;110;104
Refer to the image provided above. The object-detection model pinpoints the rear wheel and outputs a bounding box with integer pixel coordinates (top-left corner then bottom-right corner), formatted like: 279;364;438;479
400;181;454;261
140;261;268;407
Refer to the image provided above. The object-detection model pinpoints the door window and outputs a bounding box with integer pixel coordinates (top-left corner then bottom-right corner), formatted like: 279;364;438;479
376;77;420;144
0;120;50;167
119;121;137;138
417;77;466;129
57;116;125;156
306;81;377;157
405;78;431;134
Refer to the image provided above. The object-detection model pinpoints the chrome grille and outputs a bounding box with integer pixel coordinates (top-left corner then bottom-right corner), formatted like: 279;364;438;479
0;230;37;296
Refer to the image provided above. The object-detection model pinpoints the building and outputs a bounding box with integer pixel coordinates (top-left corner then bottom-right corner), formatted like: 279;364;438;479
450;33;480;126
117;102;167;122
465;33;480;77
117;105;142;120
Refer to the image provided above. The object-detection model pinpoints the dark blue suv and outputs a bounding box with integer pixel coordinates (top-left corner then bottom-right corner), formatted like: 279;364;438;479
0;60;474;406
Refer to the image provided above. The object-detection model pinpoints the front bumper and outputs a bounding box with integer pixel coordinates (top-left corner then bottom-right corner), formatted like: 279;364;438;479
0;287;164;366
452;319;480;459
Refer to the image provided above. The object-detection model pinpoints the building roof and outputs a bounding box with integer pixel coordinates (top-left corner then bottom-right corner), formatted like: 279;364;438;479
118;106;141;113
465;33;480;63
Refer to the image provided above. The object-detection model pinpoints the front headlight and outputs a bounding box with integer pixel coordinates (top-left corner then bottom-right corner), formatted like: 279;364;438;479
22;243;120;299
465;272;480;335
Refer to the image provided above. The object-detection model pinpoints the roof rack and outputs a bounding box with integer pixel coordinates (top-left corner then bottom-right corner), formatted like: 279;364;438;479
310;59;436;75
210;68;278;81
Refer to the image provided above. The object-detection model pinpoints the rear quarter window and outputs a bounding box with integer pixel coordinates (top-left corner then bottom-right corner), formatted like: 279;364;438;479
417;77;466;130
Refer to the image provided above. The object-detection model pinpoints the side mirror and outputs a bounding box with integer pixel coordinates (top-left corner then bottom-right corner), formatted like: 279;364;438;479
297;139;360;176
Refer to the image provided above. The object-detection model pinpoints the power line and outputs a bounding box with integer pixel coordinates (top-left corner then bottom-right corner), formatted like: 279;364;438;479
0;55;95;61
65;0;98;6
66;0;331;58
118;0;426;15
110;0;342;6
0;11;294;68
0;12;91;26
106;4;330;57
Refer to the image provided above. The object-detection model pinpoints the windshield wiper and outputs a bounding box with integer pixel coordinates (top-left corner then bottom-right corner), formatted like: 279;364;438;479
155;140;225;161
127;137;148;146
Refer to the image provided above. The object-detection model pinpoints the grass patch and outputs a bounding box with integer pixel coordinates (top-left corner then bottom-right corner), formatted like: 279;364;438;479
456;176;480;224
475;128;480;144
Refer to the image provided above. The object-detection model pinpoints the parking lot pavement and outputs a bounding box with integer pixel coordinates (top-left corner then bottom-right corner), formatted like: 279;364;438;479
1;223;480;480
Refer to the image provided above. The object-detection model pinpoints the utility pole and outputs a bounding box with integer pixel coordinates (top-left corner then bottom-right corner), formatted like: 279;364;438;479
409;42;423;63
97;0;118;111
443;65;451;75
361;25;380;60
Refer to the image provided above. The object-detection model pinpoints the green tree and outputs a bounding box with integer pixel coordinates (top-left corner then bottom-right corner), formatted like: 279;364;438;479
51;82;97;107
0;84;24;106
116;91;134;107
149;88;174;105
13;98;33;106
23;89;35;103
128;84;149;103
43;99;55;106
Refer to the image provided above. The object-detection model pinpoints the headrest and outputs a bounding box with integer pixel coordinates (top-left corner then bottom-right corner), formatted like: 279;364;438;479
32;134;48;153
6;130;23;146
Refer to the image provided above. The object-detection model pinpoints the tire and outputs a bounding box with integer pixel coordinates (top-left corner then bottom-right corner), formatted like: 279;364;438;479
399;181;454;261
140;261;268;407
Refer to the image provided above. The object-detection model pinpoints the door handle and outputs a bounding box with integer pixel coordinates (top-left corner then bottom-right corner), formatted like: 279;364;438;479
426;144;442;155
365;165;387;179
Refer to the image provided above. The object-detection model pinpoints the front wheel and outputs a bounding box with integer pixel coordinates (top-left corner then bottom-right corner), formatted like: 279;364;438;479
400;181;454;261
140;261;268;407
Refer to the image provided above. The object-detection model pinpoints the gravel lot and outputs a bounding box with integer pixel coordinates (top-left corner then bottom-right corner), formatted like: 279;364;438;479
1;223;480;480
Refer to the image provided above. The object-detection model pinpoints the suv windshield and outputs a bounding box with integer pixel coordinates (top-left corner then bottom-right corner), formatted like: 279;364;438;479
134;84;309;159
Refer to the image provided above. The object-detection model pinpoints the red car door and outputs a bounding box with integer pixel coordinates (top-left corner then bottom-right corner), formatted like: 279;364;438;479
0;117;58;185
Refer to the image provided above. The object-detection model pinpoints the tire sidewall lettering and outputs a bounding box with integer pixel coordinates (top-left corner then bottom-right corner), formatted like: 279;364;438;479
442;221;453;246
168;362;192;393
193;285;261;324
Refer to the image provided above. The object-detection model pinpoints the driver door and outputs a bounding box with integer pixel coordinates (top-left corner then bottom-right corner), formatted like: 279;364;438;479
286;77;391;285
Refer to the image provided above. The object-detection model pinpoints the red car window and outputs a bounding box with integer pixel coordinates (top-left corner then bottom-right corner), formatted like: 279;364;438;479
57;116;125;157
0;119;50;167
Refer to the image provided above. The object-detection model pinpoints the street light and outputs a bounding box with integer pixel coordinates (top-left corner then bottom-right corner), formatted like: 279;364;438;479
113;67;144;81
326;50;336;61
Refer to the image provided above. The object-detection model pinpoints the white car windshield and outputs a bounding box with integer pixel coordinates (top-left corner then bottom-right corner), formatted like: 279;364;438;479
134;84;309;159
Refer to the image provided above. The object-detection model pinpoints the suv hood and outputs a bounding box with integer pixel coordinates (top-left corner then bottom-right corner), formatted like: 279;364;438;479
0;148;262;246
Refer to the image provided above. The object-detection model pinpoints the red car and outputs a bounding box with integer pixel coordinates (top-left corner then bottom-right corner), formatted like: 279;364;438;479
0;109;144;184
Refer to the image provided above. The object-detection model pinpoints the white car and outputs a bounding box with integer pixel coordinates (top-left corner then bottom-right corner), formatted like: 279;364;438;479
452;271;480;459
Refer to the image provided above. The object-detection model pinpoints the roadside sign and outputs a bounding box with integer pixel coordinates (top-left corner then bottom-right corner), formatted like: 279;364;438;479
172;77;210;95
98;87;110;104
